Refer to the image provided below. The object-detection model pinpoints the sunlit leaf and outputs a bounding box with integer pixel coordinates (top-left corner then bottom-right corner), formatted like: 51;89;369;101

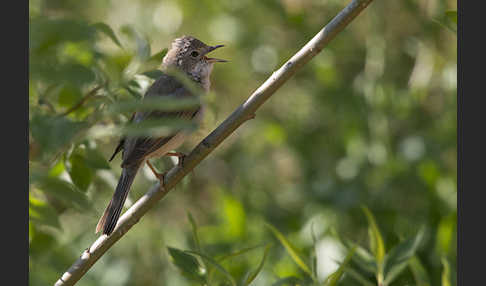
362;206;385;284
361;206;386;263
29;197;61;229
441;257;451;286
91;22;123;48
436;213;456;256
270;276;303;286
383;227;425;285
445;11;457;24
265;222;314;279
167;247;206;283
324;247;355;286
223;196;246;238
48;159;66;177
409;256;431;286
243;244;271;286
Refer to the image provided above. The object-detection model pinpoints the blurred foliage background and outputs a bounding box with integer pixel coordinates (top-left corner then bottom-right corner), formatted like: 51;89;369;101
29;0;457;285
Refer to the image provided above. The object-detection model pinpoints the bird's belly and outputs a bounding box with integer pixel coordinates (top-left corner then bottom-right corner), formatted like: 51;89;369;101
145;106;204;159
146;132;188;159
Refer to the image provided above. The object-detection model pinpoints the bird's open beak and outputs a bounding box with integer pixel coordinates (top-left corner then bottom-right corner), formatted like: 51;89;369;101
204;45;227;63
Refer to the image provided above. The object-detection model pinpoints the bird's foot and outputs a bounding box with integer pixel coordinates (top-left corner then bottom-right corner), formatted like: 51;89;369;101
166;151;187;167
146;160;168;188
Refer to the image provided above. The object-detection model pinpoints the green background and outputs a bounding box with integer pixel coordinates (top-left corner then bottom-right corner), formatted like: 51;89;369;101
29;0;457;285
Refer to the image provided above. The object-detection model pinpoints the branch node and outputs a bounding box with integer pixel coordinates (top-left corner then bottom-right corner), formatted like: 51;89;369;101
202;138;211;149
246;113;256;121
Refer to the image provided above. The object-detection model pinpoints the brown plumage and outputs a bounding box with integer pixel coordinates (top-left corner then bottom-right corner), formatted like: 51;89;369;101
96;36;226;235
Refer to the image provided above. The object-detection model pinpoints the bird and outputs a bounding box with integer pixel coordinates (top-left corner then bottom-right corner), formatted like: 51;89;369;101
96;36;226;235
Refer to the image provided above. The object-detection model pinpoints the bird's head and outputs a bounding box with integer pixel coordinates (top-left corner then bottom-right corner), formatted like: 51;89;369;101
162;36;226;86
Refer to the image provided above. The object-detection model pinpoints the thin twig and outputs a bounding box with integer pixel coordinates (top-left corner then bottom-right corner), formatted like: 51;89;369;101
54;1;374;285
58;84;105;117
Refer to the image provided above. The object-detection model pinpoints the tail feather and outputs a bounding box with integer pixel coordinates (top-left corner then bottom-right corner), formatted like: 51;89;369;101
96;165;140;235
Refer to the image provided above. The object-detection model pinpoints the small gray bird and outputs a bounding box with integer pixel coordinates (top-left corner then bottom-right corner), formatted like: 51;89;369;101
96;36;226;235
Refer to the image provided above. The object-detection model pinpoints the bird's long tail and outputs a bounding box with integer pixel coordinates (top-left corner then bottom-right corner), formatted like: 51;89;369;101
96;164;140;235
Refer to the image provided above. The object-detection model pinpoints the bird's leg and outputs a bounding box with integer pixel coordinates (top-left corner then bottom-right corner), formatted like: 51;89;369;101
146;160;168;187
165;151;187;167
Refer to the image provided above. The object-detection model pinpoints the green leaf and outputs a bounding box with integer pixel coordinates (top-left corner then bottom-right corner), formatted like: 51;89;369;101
185;250;236;286
361;206;385;264
30;114;88;156
84;148;111;169
348;242;377;274
345;267;375;286
30;18;95;53
383;227;425;285
265;222;315;279
167;247;206;283
217;244;267;263
108;96;201;114
29;221;34;243
243;244;271;286
139;49;169;73
91;22;123;48
361;206;385;285
409;256;431;286
324;247;355;286
29;197;61;229
441;257;451;286
142;69;165;80
127;79;141;89
432;11;457;33
187;212;202;253
120;26;150;61
48;159;66;177
123;85;142;99
58;84;83;108
445;11;457;24
68;152;94;192
149;49;168;63
36;177;90;210
120;118;197;138
46;63;96;87
270;276;303;286
436;213;456;256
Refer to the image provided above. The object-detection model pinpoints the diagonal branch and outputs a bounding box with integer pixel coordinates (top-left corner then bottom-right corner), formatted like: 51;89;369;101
54;1;374;285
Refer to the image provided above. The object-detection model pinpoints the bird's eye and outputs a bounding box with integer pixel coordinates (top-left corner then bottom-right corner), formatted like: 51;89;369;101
190;51;199;58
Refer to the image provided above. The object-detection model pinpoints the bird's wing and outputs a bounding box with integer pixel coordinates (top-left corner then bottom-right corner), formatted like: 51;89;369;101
120;73;200;167
108;112;136;162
